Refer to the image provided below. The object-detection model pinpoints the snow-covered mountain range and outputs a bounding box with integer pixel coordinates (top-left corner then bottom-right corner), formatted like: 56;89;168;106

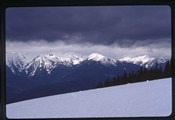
119;55;168;69
7;52;84;76
6;52;170;103
6;52;168;76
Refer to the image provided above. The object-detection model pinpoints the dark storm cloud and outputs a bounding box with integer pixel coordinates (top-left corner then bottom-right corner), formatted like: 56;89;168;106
6;6;171;46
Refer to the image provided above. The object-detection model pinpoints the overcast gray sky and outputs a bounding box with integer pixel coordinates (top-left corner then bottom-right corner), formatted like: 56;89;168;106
6;6;171;60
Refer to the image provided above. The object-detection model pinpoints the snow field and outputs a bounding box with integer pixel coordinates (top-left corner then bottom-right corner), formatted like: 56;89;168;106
6;78;172;118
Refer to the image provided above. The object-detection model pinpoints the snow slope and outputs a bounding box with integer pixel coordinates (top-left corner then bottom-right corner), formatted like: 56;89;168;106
6;78;172;118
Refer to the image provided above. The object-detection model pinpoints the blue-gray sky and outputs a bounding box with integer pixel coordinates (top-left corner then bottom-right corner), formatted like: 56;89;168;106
6;6;171;59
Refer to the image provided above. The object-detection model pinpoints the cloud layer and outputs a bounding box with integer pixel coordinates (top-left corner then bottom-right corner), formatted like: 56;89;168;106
6;6;171;46
6;40;171;61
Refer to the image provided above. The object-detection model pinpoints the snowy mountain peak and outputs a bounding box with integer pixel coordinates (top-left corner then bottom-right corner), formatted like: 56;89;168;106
59;53;85;65
87;53;116;65
25;54;61;76
6;52;26;64
31;54;59;67
6;52;169;77
6;52;26;74
119;55;155;64
87;53;107;61
118;55;169;69
36;54;60;63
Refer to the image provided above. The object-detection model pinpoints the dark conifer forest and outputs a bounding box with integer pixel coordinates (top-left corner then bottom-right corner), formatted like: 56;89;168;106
96;59;172;88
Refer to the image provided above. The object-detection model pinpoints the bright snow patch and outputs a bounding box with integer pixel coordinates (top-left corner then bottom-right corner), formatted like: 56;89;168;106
119;55;155;65
88;53;106;61
6;52;27;74
6;78;172;118
87;53;116;65
59;53;85;65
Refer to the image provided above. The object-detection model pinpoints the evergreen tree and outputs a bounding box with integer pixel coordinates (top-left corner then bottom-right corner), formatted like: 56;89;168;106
95;58;172;89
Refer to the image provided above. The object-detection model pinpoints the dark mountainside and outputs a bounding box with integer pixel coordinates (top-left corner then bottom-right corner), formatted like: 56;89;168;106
6;54;171;103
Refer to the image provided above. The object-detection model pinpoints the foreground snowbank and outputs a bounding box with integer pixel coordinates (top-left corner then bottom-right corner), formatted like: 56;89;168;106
7;78;172;118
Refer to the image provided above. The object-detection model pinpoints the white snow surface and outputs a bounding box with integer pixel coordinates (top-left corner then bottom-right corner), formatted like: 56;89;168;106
6;78;172;118
25;53;63;76
59;53;85;65
6;52;27;73
88;53;106;61
87;53;116;65
119;55;168;68
119;55;155;65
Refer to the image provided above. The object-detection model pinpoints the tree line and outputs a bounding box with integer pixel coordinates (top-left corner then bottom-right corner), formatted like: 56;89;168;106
96;59;172;88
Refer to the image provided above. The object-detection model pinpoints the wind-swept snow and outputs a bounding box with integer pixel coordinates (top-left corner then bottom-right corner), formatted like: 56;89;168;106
6;78;172;118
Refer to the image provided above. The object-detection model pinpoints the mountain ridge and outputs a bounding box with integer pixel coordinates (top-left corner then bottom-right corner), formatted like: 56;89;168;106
6;52;170;103
6;52;169;76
